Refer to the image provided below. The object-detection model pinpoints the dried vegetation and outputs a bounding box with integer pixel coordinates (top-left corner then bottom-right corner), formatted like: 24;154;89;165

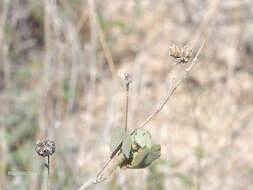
1;0;253;189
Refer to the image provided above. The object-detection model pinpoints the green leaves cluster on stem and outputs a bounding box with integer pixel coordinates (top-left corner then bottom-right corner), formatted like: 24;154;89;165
110;127;161;169
110;126;131;159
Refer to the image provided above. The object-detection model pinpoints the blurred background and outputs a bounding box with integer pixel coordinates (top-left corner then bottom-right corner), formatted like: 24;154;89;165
0;0;253;189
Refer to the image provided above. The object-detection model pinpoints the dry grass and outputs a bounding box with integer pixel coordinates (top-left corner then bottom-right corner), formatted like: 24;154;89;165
1;0;253;190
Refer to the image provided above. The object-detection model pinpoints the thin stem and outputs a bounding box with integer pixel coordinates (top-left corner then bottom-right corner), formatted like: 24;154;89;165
77;39;207;190
125;83;129;132
47;155;51;190
96;157;112;178
96;74;131;178
47;155;50;177
123;73;131;132
77;39;207;189
139;39;207;129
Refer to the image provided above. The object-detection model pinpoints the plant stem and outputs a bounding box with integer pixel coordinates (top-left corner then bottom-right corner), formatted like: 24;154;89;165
47;155;50;177
47;155;51;190
125;82;129;132
123;73;131;132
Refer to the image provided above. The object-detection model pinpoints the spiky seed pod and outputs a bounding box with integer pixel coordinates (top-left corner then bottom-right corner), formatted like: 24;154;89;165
169;44;193;64
35;139;56;157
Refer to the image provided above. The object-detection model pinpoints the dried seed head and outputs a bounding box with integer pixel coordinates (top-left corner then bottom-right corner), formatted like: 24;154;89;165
35;139;56;157
169;44;193;64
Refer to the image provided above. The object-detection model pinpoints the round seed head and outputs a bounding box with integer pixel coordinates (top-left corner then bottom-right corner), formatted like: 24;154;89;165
35;139;56;157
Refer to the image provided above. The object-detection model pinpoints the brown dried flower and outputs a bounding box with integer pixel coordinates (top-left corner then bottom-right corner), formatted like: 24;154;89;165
35;139;56;157
169;44;193;64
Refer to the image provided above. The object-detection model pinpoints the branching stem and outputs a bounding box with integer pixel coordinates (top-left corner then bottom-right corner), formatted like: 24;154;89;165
139;39;207;129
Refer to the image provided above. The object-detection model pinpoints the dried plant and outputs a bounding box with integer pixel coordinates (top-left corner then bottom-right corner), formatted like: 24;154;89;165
77;37;206;190
35;139;56;190
4;0;253;189
169;44;193;64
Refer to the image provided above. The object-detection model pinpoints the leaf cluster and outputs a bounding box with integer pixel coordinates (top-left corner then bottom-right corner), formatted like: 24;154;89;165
110;127;161;169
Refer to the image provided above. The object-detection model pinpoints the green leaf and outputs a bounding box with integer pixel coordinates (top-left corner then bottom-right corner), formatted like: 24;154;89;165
110;127;125;152
129;144;161;169
144;132;152;148
145;144;161;166
134;128;152;148
131;135;138;150
129;148;149;168
122;134;131;159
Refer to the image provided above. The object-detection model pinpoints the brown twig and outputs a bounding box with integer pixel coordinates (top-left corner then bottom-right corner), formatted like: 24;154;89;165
125;82;130;132
78;153;126;190
47;155;51;190
78;2;210;189
95;73;132;178
123;73;132;132
94;74;133;179
139;39;207;129
78;3;123;188
76;39;207;190
95;157;112;178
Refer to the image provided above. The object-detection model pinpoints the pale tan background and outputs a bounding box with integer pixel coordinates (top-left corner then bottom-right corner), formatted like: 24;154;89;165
1;0;253;189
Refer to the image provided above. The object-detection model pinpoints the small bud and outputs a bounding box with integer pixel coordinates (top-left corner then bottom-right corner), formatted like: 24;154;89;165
123;73;132;86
